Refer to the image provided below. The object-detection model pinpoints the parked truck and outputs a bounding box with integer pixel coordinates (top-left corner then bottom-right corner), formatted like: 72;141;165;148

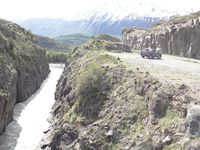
140;48;162;59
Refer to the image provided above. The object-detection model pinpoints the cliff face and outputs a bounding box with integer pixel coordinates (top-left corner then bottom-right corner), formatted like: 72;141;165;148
0;55;17;135
122;14;200;59
0;19;49;134
38;49;200;150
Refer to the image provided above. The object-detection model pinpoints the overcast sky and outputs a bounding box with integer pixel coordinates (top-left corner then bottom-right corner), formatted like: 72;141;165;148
0;0;200;20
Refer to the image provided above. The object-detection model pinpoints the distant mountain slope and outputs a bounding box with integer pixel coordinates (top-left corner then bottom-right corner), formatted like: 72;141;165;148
53;34;90;49
16;15;160;37
35;35;70;51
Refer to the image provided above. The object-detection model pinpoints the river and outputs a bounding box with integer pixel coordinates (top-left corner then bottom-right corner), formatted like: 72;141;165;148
0;64;64;150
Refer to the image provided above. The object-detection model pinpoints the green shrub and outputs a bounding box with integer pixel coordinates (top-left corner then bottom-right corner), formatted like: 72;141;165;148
74;53;118;123
77;62;105;99
46;51;71;63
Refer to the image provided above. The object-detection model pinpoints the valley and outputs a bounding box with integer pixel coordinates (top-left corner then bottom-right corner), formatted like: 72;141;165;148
0;2;200;150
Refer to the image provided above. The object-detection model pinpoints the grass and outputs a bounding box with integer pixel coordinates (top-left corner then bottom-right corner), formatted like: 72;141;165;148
76;54;110;108
159;107;179;132
63;51;120;124
77;61;105;98
122;27;145;34
63;101;87;125
153;11;200;28
83;38;114;51
123;11;200;35
94;34;120;42
53;34;90;49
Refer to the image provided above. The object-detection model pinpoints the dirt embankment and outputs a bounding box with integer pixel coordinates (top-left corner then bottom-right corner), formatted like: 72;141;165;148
39;50;200;150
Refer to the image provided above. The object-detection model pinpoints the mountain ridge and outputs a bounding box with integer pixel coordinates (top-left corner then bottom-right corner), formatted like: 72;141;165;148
15;13;161;37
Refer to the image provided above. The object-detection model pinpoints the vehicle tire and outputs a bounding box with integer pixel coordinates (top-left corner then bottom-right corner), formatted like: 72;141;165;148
158;55;162;59
141;55;145;58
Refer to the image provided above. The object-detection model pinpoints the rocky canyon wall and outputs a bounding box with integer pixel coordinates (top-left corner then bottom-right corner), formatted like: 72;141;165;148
0;19;49;134
122;13;200;59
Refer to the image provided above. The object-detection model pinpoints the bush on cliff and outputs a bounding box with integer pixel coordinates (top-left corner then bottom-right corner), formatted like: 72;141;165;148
75;54;117;124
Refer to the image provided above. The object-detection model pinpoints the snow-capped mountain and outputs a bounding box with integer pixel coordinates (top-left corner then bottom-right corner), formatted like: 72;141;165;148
16;13;160;37
16;0;195;37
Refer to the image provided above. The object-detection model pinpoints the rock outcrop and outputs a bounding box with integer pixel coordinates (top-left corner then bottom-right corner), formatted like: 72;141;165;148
38;49;200;150
122;12;200;59
83;34;131;52
187;105;200;136
0;19;49;135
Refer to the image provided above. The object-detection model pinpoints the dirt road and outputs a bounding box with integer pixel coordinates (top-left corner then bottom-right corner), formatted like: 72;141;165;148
110;52;200;88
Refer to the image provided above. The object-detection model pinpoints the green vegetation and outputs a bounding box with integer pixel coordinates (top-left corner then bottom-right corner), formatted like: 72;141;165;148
63;102;87;124
153;11;200;27
63;52;119;125
77;61;106;98
53;34;90;49
76;54;116;121
46;51;71;63
122;11;200;34
35;35;70;51
83;39;104;50
94;34;120;42
158;108;181;149
122;27;145;34
0;18;43;62
159;107;179;130
82;38;113;50
0;32;14;53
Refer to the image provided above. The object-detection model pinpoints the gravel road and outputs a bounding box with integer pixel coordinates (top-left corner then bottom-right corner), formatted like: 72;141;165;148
110;52;200;88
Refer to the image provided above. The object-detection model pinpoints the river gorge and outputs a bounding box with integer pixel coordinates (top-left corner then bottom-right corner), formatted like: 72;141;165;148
0;64;64;150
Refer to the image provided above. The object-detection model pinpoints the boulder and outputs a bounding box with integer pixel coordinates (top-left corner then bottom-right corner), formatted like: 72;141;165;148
186;104;200;136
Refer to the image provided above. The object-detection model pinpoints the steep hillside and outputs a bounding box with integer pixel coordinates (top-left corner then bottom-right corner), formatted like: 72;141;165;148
53;34;90;49
38;49;200;150
0;19;49;135
122;11;200;59
35;35;70;51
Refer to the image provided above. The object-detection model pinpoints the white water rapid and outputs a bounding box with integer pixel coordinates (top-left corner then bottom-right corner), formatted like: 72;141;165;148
0;64;64;150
